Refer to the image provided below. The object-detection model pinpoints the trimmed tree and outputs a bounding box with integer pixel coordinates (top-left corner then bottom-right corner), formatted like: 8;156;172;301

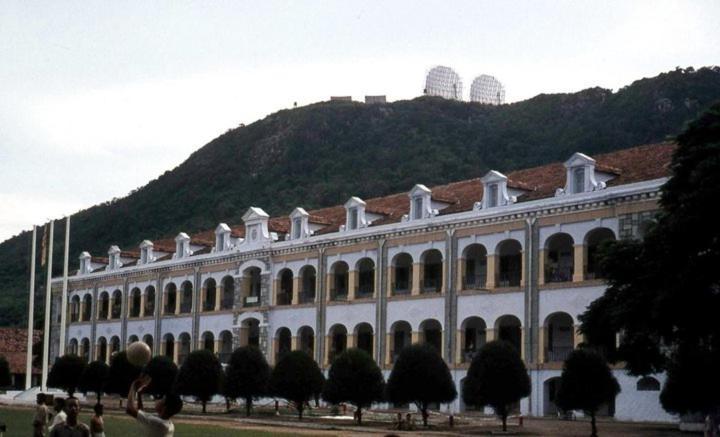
0;355;11;388
223;346;270;416
78;360;109;405
175;349;223;413
47;354;86;396
660;345;720;417
105;351;142;399
462;341;531;432
386;344;457;427
322;348;384;425
556;349;620;437
143;356;179;398
270;351;325;420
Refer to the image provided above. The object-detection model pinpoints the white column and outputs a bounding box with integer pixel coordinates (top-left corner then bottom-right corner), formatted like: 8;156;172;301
59;216;71;355
25;226;37;390
41;221;54;391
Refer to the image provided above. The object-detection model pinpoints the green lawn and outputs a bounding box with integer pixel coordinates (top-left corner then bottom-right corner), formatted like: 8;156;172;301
0;406;292;437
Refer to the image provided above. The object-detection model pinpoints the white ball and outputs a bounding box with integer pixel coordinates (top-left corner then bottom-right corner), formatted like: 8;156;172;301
127;341;152;367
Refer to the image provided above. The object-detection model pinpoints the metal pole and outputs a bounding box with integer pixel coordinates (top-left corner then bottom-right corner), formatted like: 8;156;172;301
59;216;71;355
41;221;54;391
25;226;37;390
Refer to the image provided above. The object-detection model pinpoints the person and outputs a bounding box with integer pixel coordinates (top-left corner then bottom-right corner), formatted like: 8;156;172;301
49;397;90;437
49;397;67;431
33;393;49;437
89;404;105;437
126;374;183;437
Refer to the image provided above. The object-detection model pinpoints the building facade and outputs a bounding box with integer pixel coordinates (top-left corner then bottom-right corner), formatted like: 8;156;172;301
50;143;677;422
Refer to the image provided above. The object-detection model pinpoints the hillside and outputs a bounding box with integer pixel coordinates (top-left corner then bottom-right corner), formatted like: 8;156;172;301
2;66;720;327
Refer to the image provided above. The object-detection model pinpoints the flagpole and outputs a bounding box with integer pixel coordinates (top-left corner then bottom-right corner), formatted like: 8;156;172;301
25;226;37;390
41;220;54;392
59;216;71;356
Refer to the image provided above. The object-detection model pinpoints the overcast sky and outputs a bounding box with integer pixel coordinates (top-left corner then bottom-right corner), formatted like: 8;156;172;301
1;1;718;243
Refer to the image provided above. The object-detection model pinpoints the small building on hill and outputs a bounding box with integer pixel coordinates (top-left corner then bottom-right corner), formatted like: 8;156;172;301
0;328;41;389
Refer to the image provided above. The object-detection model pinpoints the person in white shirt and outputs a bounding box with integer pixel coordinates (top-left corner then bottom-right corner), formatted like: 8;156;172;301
126;375;183;437
49;398;67;432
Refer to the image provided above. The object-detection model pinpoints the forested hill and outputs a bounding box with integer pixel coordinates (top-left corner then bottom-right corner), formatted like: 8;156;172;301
2;66;720;326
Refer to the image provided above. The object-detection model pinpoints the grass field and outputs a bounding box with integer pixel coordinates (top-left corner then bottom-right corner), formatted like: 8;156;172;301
0;406;292;437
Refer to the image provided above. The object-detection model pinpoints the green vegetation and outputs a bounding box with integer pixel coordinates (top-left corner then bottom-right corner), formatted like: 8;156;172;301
223;346;271;416
270;351;324;421
0;355;10;388
1;67;720;327
175;349;223;413
47;354;86;396
78;360;109;404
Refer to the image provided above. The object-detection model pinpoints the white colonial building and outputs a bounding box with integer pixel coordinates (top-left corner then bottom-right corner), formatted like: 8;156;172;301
50;142;677;422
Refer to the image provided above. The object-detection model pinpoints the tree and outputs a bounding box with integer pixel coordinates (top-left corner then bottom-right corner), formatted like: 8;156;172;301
270;351;324;420
580;103;720;416
47;354;86;396
556;349;620;437
143;356;178;398
78;360;109;404
175;349;223;413
105;351;142;399
386;344;457;427
0;355;11;388
322;348;384;425
223;346;270;416
462;341;531;432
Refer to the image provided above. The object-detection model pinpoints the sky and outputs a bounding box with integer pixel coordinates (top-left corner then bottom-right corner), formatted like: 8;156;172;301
0;0;718;243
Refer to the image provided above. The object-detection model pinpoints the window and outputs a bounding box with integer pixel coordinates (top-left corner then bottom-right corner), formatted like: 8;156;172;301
413;197;423;219
293;217;302;239
349;207;358;230
573;167;585;194
217;233;225;251
636;376;660;391
488;184;498;207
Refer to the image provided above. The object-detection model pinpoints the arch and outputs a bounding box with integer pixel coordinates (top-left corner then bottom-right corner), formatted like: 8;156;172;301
130;287;141;318
496;240;522;287
420;319;442;352
70;295;81;322
543;377;562;416
239;318;260;347
354;322;374;356
460;316;487;363
543;312;575;362
544;233;574;283
636;376;660;391
356;258;375;298
391;253;413;295
178;333;191;365
81;294;92;321
242;267;262;307
276;269;293;306
144;285;156;316
128;335;139;344
142;334;154;353
111;289;122;319
218;330;233;364
297;326;315;357
97;337;108;363
329;261;349;301
81;338;90;362
203;278;217;311
275;327;292;363
164;283;178;314
462;244;488;289
201;331;215;351
220;275;235;310
496;315;522;352
98;291;110;320
328;324;348;362
162;333;175;360
67;338;79;355
389;320;412;362
299;265;316;304
585;228;616;280
421;249;443;293
238;259;268;275
179;281;193;314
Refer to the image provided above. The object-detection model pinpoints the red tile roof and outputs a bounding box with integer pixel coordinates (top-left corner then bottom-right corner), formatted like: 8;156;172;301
0;328;41;374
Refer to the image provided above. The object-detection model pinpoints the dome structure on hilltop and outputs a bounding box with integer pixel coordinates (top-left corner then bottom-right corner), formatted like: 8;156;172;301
424;66;463;100
470;74;506;105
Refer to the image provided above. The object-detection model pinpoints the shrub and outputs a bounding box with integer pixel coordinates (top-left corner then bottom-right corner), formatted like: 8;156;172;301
47;354;86;396
78;360;109;404
175;349;223;413
223;346;270;416
322;348;384;424
270;351;324;420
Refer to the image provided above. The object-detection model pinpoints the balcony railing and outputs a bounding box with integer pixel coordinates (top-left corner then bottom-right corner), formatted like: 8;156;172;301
463;274;487;290
545;346;574;362
276;292;292;306
498;271;521;287
221;297;234;310
330;288;348;301
243;295;260;307
545;266;573;283
422;278;442;293
392;281;410;295
179;302;192;313
356;284;374;298
299;291;315;304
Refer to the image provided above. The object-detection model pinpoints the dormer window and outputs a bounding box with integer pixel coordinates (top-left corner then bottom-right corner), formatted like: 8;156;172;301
79;252;91;275
480;171;516;209
215;223;231;252
572;167;585;194
242;207;271;246
289;207;310;240
558;152;607;196
408;184;432;221
139;240;154;264
108;246;121;270
175;233;191;259
293;217;302;239
344;197;367;231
